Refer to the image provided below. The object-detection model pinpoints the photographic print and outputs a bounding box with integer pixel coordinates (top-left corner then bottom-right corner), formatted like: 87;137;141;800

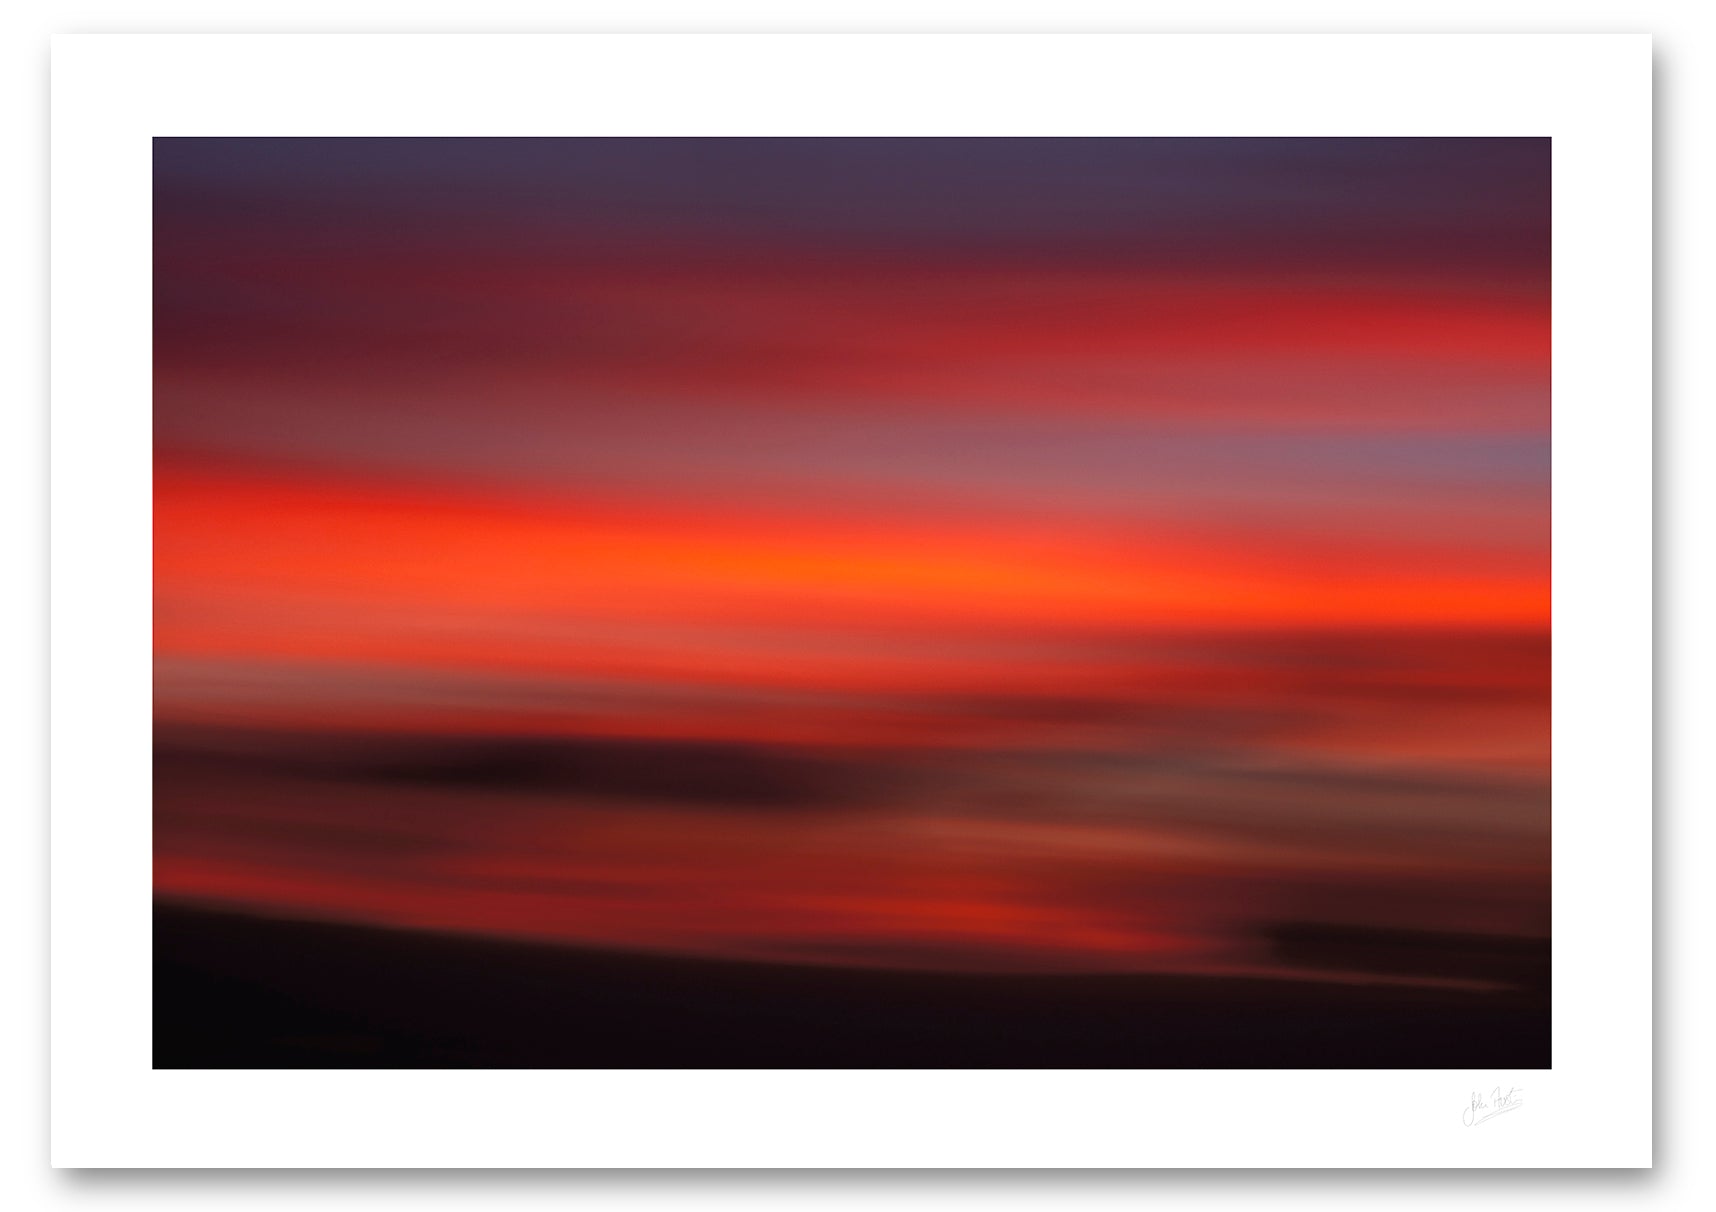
151;136;1551;1070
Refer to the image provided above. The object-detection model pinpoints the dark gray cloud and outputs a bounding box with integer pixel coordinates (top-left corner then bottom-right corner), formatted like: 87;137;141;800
157;728;895;813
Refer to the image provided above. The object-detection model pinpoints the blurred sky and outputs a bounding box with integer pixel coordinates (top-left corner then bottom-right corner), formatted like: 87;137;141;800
153;138;1550;979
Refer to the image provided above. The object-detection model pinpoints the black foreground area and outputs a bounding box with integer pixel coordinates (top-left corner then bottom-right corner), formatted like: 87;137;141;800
154;901;1549;1069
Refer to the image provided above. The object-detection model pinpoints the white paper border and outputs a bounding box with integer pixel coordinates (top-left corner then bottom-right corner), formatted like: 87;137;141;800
50;33;1651;1168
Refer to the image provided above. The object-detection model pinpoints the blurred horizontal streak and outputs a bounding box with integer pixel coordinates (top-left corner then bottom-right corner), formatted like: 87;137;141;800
155;459;1548;635
153;717;1548;974
153;137;1548;248
153;617;1549;703
157;256;1550;387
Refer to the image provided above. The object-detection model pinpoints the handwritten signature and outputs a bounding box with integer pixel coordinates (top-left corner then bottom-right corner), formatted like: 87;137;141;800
1462;1086;1525;1126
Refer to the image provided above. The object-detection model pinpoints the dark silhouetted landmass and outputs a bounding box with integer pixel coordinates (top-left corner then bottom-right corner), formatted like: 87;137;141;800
1266;921;1550;994
154;902;1549;1068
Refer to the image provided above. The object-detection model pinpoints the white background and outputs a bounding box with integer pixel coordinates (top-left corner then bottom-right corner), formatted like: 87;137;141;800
49;29;1646;1168
6;0;1709;1207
